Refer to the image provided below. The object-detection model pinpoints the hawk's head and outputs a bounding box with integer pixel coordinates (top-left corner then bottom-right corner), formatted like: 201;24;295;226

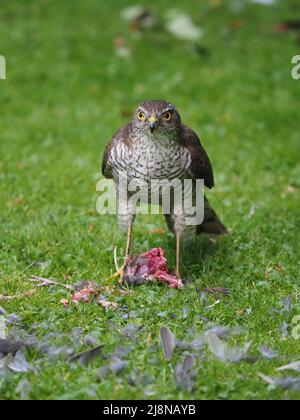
133;100;181;136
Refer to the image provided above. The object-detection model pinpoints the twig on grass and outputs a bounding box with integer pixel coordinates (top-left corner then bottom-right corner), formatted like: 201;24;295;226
114;247;120;273
0;290;37;301
29;275;75;290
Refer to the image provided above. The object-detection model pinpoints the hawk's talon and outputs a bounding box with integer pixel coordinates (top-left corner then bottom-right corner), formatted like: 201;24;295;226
107;264;126;282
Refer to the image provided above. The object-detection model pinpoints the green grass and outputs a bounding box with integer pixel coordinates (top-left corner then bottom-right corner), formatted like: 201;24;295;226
1;0;300;400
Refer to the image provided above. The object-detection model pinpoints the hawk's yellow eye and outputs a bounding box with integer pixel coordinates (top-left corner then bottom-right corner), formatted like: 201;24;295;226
138;111;146;121
163;111;172;121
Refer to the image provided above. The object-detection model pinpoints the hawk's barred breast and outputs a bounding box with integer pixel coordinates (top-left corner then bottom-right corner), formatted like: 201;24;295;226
102;100;227;236
110;129;192;186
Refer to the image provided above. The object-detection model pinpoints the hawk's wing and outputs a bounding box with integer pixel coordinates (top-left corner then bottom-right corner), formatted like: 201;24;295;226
102;123;132;179
180;125;214;189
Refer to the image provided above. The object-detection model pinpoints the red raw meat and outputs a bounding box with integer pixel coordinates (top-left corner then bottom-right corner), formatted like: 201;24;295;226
71;282;97;302
122;248;183;289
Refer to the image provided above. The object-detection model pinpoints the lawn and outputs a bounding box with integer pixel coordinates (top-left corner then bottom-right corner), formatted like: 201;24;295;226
1;0;300;400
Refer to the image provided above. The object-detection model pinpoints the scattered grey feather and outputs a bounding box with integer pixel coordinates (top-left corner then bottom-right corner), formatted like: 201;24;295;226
199;292;208;305
69;327;84;347
16;378;32;400
6;314;22;326
0;339;27;355
277;361;300;373
204;326;246;340
205;332;227;362
121;324;140;339
127;370;154;387
95;365;111;382
259;373;300;390
0;307;6;316
46;345;74;360
72;281;99;291
190;338;204;351
259;346;278;360
69;345;105;365
83;334;101;347
174;339;191;351
281;322;289;338
157;311;168;318
8;350;32;373
182;308;189;320
174;354;195;392
206;332;253;363
110;356;128;374
230;342;253;363
160;326;175;360
283;296;293;313
112;346;132;358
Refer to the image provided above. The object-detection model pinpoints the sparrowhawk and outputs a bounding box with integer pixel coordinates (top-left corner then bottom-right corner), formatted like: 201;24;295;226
102;100;227;279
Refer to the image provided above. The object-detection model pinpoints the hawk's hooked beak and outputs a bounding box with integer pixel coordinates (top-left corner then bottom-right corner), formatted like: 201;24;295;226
148;116;158;133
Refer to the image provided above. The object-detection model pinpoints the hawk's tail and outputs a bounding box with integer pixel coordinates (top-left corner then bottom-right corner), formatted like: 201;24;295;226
197;196;228;235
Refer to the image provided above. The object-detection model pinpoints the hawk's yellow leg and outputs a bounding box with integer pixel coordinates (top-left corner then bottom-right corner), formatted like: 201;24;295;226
107;223;132;281
176;233;181;279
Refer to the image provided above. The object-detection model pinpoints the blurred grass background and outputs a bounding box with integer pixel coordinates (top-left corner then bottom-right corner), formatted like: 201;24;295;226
0;0;300;400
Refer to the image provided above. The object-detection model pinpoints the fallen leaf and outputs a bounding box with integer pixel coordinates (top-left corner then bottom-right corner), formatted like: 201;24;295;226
236;309;245;317
88;224;95;232
273;263;283;272
228;20;243;30
15;197;24;206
